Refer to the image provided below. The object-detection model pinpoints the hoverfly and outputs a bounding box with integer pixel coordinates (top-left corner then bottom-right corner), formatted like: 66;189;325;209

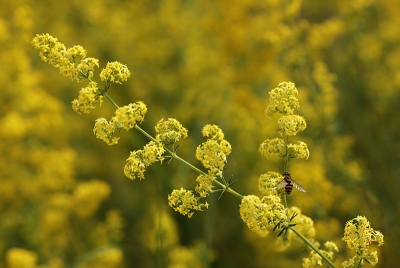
276;172;307;195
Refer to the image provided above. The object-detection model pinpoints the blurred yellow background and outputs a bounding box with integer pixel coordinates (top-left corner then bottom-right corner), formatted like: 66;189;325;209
1;0;399;267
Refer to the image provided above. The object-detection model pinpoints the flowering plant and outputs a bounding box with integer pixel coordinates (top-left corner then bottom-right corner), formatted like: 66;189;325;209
31;33;384;268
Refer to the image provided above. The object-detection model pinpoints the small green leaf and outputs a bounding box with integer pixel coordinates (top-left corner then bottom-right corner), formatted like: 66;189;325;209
277;228;286;237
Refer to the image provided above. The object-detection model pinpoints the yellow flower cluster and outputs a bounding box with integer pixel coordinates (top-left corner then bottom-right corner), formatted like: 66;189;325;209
201;124;225;140
93;102;148;145
195;172;216;198
195;124;232;177
168;188;209;218
259;138;285;159
342;216;384;267
72;81;103;114
265;82;300;116
32;34;131;116
277;115;307;136
31;33;99;82
258;171;282;195
287;141;310;160
302;241;338;268
124;141;165;180
114;102;148;131
167;125;229;217
155;118;188;145
259;82;309;160
239;195;287;237
93;117;120;145
99;61;131;84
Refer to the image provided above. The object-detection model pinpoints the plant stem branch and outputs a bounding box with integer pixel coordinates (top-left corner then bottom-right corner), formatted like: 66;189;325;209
172;153;244;199
290;227;337;268
103;92;244;200
104;92;119;109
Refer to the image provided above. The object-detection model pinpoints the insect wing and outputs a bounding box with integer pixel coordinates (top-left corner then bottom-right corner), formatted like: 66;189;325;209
291;179;307;192
275;179;287;190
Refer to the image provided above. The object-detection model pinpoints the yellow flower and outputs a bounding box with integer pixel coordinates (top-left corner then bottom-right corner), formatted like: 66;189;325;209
195;172;216;197
168;188;208;218
341;255;360;268
201;124;225;141
93;117;120;145
287;141;310;160
239;194;287;237
266;82;300;116
113;101;148;131
77;57;100;80
277;114;307;136
93;102;147;145
342;216;384;266
155;118;188;144
259;137;285;159
258;171;282;195
31;33;66;67
31;33;99;82
72;81;102;114
100;61;131;84
124;141;165;180
196;139;231;177
196;125;232;177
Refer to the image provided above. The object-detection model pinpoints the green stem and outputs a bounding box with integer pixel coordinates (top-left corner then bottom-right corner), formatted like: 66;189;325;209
289;227;337;268
283;135;289;172
104;92;119;109
134;125;159;144
283;194;288;209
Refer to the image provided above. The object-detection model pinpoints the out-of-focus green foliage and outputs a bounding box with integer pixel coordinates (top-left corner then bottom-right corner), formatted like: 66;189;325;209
1;0;399;267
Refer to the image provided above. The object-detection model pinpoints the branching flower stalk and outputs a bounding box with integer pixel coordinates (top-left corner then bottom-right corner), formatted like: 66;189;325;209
32;34;384;267
256;83;340;267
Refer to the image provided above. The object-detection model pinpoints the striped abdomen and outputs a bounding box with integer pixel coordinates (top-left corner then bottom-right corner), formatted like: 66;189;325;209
284;181;293;195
